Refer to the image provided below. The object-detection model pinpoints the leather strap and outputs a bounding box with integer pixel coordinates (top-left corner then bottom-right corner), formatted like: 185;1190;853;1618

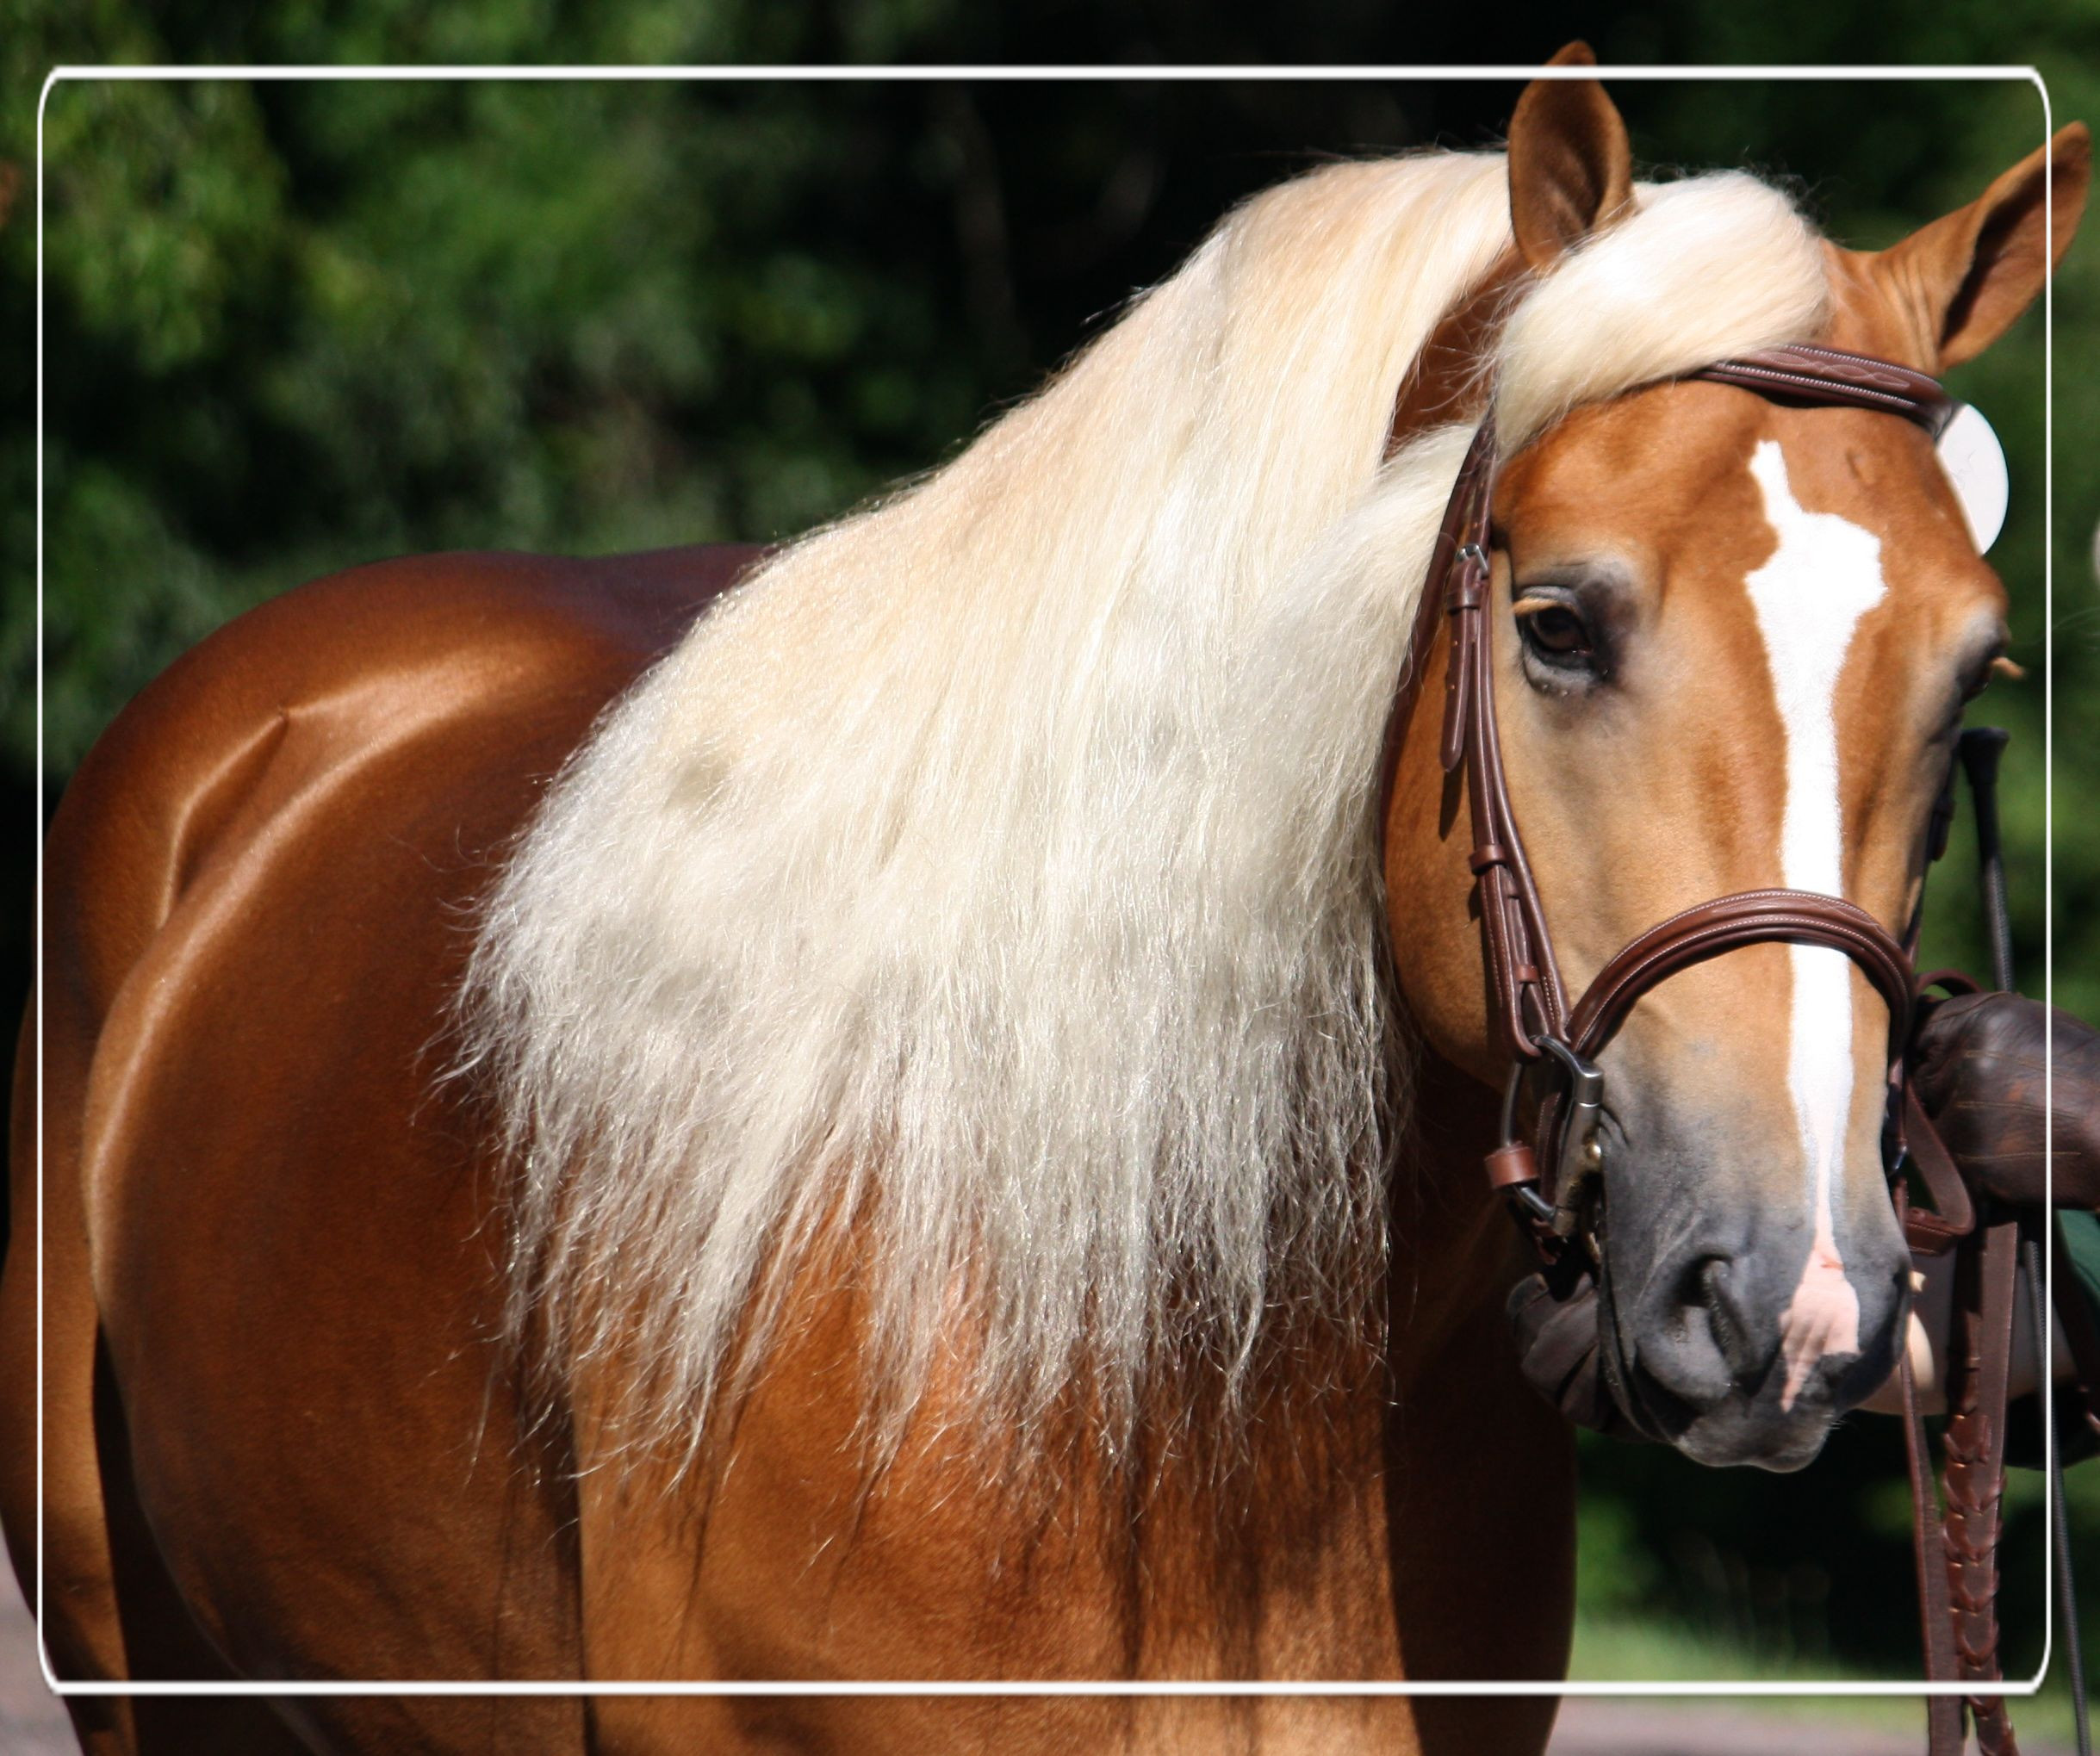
1433;415;1571;1062
1942;1213;2022;1753
1693;344;1958;438
1904;1089;1980;1254
1532;888;1917;1201
1564;889;1914;1065
1898;1192;1967;1756
1904;971;1986;1252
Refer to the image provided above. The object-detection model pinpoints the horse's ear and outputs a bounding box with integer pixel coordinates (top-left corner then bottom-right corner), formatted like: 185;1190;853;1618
1507;42;1635;272
1874;124;2091;369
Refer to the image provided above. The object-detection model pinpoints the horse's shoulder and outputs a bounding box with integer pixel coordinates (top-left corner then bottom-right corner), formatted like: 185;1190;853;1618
27;545;784;1694
47;543;764;1008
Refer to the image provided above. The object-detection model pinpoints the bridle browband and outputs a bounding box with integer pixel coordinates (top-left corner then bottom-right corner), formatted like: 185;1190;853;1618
1376;342;2036;1755
1378;342;1955;1252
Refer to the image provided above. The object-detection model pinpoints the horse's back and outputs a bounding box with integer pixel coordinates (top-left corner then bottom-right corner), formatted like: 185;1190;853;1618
3;544;755;1750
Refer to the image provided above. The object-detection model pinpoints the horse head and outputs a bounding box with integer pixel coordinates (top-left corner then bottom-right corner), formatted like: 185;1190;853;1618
1384;53;2089;1470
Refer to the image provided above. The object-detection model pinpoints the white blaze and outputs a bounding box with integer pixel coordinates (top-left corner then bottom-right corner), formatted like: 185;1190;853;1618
1741;440;1886;1411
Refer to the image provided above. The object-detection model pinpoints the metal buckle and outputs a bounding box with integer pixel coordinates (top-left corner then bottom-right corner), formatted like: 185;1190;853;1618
1537;1037;1606;1239
1496;1039;1607;1239
1538;1035;1604;1116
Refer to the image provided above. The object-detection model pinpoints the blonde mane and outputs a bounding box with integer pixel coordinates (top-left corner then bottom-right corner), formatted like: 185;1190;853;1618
460;149;1828;1465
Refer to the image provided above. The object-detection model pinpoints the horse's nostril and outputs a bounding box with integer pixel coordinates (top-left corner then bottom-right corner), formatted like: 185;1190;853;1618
1638;1250;1792;1412
1696;1257;1762;1383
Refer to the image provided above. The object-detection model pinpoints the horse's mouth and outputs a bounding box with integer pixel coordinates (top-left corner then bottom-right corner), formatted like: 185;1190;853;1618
1588;1201;1864;1474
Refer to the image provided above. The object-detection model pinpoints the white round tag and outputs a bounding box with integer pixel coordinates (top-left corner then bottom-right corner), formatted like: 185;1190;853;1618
1935;402;2009;554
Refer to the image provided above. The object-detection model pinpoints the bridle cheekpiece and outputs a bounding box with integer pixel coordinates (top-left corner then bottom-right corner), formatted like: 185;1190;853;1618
1379;343;1963;1260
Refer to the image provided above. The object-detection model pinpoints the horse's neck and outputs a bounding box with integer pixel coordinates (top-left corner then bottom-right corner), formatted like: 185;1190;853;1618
1367;1039;1580;1689
1384;1039;1519;1388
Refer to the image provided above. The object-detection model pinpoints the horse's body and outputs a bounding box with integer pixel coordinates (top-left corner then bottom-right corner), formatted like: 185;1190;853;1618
5;53;2085;1756
4;545;1567;1753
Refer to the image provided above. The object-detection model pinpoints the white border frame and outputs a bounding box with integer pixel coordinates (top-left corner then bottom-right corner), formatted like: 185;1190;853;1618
30;59;2059;1702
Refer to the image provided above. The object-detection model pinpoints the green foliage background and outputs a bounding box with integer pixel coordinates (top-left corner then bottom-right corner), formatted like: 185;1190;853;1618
4;0;2097;1723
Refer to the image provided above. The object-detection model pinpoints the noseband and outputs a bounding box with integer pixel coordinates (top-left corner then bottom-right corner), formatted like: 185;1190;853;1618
1380;343;1959;1256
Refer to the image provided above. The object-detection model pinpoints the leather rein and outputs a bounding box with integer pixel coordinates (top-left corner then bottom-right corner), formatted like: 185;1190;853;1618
1377;342;2029;1753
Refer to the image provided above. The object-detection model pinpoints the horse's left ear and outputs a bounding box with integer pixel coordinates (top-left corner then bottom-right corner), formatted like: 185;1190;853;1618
1875;124;2091;369
1507;42;1635;271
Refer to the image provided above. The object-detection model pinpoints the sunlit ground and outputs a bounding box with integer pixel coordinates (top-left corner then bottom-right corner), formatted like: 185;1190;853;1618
1569;1615;2088;1753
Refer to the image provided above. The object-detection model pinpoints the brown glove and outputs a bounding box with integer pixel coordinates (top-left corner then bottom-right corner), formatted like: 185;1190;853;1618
1908;991;2100;1211
1506;1269;1641;1439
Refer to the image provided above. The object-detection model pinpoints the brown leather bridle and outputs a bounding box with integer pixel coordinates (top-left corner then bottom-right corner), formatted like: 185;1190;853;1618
1381;342;1957;1250
1377;342;2028;1754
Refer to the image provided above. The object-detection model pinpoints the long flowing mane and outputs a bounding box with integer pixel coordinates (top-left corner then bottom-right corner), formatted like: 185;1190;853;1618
460;148;1828;1466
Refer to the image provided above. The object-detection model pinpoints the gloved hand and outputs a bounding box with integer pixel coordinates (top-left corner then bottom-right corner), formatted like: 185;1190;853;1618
1907;991;2099;1210
1506;1268;1631;1436
1507;990;2098;1436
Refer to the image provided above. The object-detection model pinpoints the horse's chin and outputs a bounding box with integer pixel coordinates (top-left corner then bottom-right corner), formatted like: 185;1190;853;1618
1665;1401;1835;1474
1606;1341;1839;1470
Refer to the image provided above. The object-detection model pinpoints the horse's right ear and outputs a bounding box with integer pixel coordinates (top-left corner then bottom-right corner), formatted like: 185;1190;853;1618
1507;42;1634;272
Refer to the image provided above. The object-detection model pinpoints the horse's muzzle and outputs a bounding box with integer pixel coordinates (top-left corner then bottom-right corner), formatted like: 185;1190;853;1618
1594;1206;1911;1471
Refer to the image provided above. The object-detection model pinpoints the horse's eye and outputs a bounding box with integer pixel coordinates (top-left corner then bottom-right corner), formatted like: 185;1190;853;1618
1513;599;1594;662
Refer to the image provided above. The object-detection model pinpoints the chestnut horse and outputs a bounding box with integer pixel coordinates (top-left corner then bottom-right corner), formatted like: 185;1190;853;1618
3;60;2087;1756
